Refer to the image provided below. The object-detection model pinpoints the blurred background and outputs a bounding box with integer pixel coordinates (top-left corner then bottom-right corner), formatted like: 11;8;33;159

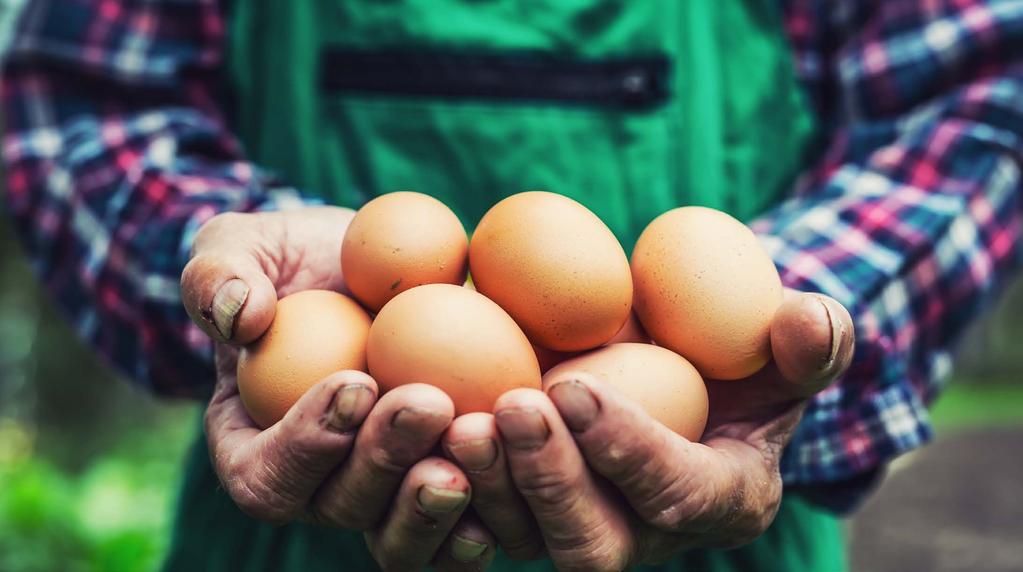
1;2;1021;572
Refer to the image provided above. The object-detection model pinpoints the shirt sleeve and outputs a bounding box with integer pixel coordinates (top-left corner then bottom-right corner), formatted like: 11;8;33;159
1;0;314;398
766;1;1023;504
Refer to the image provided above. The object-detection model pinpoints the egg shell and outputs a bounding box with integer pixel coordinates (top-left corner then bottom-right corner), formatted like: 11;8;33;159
367;283;541;415
631;206;783;380
533;312;649;373
469;191;633;352
237;290;372;428
607;311;649;345
544;343;708;440
533;343;571;374
342;191;468;312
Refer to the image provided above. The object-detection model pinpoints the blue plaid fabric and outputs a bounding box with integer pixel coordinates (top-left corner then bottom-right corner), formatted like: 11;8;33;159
2;0;1021;503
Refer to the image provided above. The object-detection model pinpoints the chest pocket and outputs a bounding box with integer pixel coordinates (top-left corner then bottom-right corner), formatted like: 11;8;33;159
228;0;814;251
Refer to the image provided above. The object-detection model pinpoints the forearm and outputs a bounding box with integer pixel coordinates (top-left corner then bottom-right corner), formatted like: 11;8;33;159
768;1;1023;506
1;0;312;397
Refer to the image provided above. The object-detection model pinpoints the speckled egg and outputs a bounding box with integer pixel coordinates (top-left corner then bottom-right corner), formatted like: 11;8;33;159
367;283;541;414
544;343;708;440
342;192;468;312
237;290;372;428
469;192;632;352
631;206;783;380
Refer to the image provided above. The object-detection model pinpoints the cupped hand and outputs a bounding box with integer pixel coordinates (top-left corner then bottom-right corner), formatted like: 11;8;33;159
181;208;496;571
445;289;854;570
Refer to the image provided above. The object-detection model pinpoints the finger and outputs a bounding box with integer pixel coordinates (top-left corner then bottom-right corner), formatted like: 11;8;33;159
544;375;777;540
181;208;354;344
181;213;280;344
206;353;378;524
432;512;498;572
364;458;471;572
312;383;455;530
770;291;855;398
494;389;633;571
443;413;543;560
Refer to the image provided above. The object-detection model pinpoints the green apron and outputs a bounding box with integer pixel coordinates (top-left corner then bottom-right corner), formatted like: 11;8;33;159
164;1;846;570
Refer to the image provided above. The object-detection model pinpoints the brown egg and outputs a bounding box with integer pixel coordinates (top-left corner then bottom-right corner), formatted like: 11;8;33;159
367;283;541;415
544;343;708;440
237;290;372;428
469;192;632;352
631;207;783;380
533;344;572;374
533;312;648;373
342;192;468;312
607;311;649;344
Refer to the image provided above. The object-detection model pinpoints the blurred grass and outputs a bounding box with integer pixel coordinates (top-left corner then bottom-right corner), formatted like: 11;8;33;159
931;381;1023;430
0;220;197;572
0;410;197;572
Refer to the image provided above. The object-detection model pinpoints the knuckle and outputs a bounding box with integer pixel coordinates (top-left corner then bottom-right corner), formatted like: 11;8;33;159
203;211;247;234
366;446;413;480
224;473;292;525
543;513;630;571
258;436;319;490
309;485;377;531
593;437;647;478
643;477;718;532
218;448;307;525
515;470;579;509
499;532;545;561
556;534;629;572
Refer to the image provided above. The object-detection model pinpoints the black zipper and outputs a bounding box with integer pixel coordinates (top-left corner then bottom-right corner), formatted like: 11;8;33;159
320;48;670;110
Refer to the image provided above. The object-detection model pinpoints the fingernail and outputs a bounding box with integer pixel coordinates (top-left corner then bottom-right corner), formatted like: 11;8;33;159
495;408;549;450
815;296;846;377
212;279;249;340
447;439;497;472
325;384;374;433
547;380;599;432
392;407;451;433
451;535;487;562
417;485;467;514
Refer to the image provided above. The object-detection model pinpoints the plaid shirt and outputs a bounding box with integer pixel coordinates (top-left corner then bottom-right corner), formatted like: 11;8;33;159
2;0;1021;506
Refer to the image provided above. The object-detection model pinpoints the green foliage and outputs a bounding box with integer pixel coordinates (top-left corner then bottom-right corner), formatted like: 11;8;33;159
0;416;194;572
0;221;197;572
931;381;1023;429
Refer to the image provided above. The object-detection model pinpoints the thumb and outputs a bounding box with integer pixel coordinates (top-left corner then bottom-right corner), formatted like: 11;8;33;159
180;213;278;344
770;290;855;398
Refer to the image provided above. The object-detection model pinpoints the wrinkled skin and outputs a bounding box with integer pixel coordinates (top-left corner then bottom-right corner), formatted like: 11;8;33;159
182;207;854;571
182;208;496;571
442;290;855;571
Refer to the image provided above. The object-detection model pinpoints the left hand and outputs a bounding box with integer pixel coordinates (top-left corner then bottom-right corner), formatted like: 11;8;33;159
442;289;854;570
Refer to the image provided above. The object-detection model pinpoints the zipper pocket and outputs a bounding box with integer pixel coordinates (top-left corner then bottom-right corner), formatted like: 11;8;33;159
320;48;670;110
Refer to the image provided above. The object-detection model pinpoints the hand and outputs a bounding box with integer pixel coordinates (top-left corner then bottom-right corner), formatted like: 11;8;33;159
444;289;854;570
181;208;496;571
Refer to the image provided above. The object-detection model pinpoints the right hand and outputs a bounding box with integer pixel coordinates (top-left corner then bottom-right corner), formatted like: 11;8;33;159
181;208;496;571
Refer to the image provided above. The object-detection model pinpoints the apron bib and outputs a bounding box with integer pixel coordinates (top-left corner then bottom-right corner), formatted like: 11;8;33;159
164;2;845;570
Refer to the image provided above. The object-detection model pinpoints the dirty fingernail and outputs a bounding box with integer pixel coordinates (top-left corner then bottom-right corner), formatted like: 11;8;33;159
815;295;851;377
326;384;374;433
448;439;497;472
212;279;249;340
547;379;599;432
392;407;451;434
418;485;467;514
495;408;549;450
451;535;488;562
